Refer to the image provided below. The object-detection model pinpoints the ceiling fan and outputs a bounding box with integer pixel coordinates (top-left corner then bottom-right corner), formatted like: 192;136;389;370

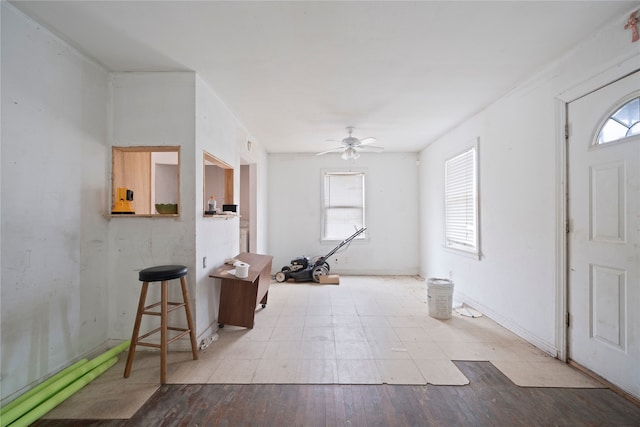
316;127;384;160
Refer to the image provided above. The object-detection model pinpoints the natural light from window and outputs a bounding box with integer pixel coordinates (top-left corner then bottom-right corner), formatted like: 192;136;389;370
322;171;366;241
444;141;479;256
596;96;640;144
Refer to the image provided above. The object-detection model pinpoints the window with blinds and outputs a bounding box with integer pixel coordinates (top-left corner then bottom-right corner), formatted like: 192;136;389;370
322;171;366;241
444;142;479;254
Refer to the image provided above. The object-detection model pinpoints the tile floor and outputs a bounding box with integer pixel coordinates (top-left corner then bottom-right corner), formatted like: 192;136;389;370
43;275;603;419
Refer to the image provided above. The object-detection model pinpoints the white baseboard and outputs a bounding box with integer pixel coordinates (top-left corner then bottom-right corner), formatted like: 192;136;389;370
454;291;559;358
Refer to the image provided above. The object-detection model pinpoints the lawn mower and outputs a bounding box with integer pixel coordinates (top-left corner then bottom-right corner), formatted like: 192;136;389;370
274;226;367;283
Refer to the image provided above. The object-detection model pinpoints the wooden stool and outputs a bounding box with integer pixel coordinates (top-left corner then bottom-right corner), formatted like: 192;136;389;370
123;265;198;383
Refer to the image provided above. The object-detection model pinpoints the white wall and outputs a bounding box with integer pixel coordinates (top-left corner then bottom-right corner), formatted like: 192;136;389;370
243;143;269;256
107;72;198;343
152;151;179;207
268;152;419;275
194;75;246;341
418;8;640;355
204;165;225;210
0;10;271;401
1;3;110;401
240;165;250;222
154;164;179;205
108;73;271;347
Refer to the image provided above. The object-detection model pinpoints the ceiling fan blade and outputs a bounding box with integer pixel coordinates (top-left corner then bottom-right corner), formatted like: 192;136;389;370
356;145;384;152
357;137;377;145
316;147;345;155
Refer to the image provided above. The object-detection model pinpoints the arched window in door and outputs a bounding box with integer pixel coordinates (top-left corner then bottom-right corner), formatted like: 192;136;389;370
596;95;640;144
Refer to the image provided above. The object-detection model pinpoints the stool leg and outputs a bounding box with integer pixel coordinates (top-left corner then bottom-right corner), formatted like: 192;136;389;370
180;276;199;360
124;281;149;378
160;280;168;384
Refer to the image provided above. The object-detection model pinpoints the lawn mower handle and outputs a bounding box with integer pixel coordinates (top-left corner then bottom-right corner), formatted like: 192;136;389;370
315;226;367;266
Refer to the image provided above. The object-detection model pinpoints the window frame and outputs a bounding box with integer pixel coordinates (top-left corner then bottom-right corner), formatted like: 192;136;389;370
594;93;640;146
444;139;480;258
203;150;234;216
321;170;367;242
111;145;180;217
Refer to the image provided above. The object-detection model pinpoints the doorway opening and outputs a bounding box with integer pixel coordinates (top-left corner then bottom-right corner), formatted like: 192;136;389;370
240;159;257;253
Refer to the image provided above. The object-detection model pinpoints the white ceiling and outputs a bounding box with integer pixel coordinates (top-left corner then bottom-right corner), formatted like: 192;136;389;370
10;1;638;153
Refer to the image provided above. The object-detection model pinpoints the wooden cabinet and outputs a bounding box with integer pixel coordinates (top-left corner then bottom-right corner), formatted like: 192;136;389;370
209;252;273;329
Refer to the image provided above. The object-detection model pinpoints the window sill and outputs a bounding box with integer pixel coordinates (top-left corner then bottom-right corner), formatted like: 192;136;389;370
203;212;239;219
106;213;179;218
443;245;481;260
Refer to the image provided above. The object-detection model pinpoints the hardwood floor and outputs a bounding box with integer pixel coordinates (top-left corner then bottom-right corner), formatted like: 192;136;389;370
33;361;640;426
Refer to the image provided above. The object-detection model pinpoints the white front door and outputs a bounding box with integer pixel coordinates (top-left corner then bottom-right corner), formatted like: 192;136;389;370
567;70;640;399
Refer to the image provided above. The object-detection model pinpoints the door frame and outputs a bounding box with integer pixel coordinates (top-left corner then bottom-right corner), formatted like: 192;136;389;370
554;58;640;363
239;157;258;253
554;98;568;362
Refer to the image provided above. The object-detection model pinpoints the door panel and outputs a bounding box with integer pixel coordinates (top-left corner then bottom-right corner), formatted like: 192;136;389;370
590;264;625;349
590;162;625;243
567;70;639;399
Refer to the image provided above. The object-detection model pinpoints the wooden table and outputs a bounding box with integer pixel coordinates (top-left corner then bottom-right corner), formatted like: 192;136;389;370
209;252;273;329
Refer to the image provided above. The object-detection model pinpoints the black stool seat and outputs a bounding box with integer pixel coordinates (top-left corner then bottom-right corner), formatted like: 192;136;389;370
139;265;188;282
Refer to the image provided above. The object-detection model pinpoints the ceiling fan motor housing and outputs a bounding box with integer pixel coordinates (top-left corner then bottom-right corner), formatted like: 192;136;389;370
343;136;359;146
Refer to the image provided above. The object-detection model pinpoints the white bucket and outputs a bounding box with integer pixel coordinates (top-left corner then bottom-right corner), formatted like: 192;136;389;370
427;278;454;319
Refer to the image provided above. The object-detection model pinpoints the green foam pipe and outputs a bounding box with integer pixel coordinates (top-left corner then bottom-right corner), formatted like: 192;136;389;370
0;341;129;427
82;340;129;372
1;359;88;414
8;356;118;427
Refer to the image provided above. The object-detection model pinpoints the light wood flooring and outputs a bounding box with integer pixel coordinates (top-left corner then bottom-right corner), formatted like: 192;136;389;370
27;276;639;424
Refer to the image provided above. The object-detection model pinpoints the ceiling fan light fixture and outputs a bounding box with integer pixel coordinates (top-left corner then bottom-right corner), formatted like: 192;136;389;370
341;147;360;160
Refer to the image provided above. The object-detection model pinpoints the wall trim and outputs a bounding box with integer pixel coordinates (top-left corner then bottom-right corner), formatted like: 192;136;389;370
554;98;568;362
557;57;640;104
454;291;559;358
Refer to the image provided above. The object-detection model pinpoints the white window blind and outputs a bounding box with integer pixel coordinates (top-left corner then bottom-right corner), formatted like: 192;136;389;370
445;144;478;254
322;172;365;240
